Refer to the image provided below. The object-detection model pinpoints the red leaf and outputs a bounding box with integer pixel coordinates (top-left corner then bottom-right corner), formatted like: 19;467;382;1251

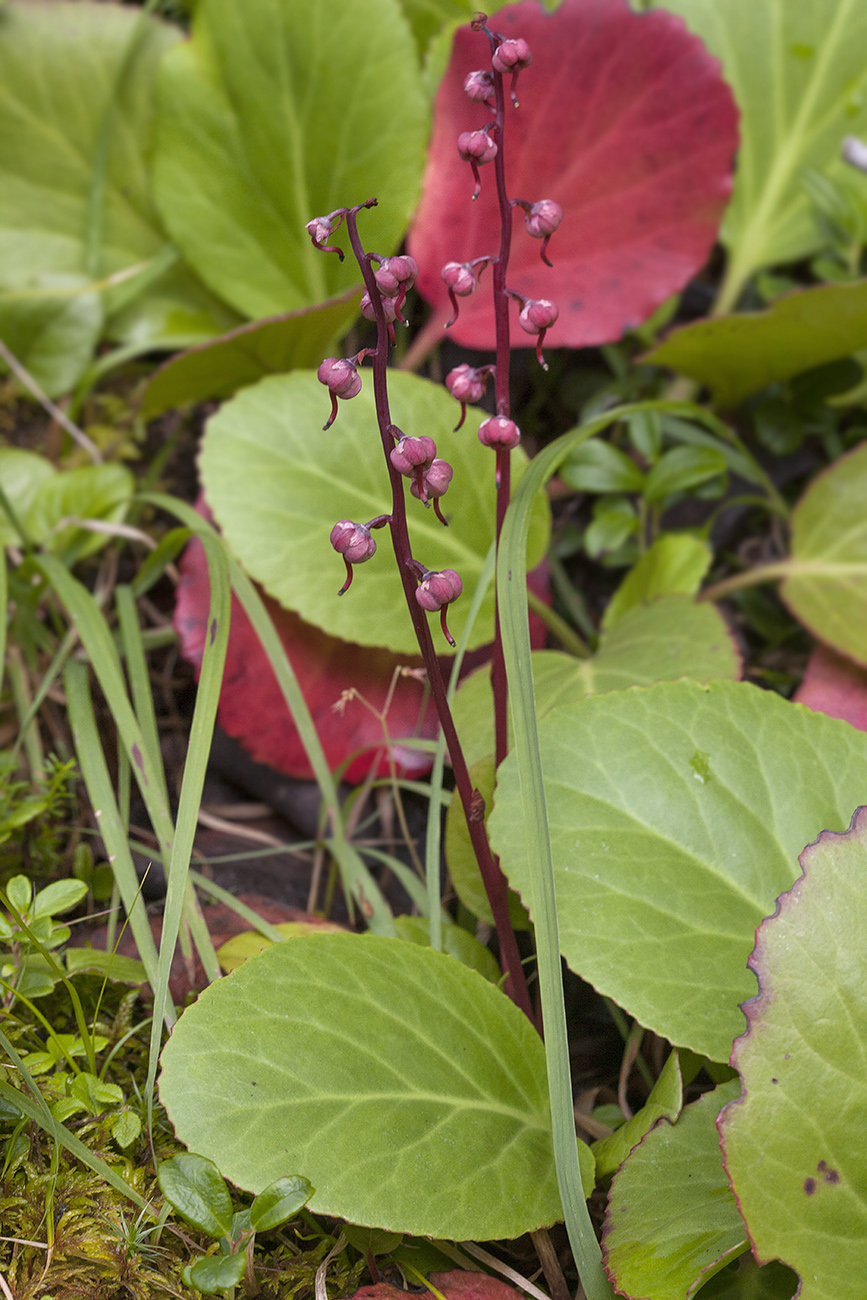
345;1274;523;1300
409;0;738;349
794;643;867;732
174;521;550;784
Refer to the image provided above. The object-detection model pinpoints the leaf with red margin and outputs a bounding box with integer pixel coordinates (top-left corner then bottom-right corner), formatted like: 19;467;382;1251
174;512;549;783
718;806;867;1300
793;642;867;733
408;0;738;350
342;1268;523;1300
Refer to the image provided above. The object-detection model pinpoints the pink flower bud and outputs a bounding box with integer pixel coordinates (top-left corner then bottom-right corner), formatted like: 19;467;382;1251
519;298;559;335
390;435;436;477
492;38;532;73
457;130;498;165
330;520;376;563
464;69;495;102
478;416;521;450
416;569;463;611
411;458;453;501
317;357;361;397
374;255;419;296
446;363;485;404
361;292;399;323
524;200;563;239
441;263;477;297
306;216;333;245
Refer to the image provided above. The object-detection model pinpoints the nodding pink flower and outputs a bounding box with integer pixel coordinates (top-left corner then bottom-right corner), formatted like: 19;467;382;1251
517;296;559;369
441;260;488;328
492;37;532;106
391;435;436;501
361;292;399;323
330;520;376;595
517;199;563;266
411;458;453;524
478;415;521;450
445;362;492;429
317;357;362;429
306;211;345;261
415;568;463;646
457;130;498;200
519;298;559;334
464;69;495;104
374;255;419;297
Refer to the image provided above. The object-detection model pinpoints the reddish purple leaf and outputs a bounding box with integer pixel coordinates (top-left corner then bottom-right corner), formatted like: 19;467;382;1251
175;522;550;784
409;0;738;350
794;643;867;733
346;1275;522;1300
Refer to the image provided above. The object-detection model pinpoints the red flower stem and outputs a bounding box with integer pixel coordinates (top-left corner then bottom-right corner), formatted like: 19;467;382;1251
486;34;514;774
343;203;532;1021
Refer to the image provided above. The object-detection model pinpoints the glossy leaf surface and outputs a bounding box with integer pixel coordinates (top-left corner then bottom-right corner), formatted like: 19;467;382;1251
490;680;867;1061
0;1;225;387
142;291;361;419
410;0;737;349
658;0;867;303
782;442;867;666
603;1081;747;1300
451;595;741;769
648;280;867;408
158;1153;233;1238
153;0;428;320
199;370;550;654
250;1175;314;1233
719;806;867;1300
159;933;593;1239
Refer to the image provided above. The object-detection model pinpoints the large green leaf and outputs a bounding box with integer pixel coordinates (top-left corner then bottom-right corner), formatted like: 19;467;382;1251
719;806;867;1300
603;1081;747;1300
141;291;361;418
0;1;228;390
647;280;867;408
451;596;740;769
199;370;550;654
657;0;867;308
489;679;867;1061
781;441;867;666
153;0;429;320
159;933;593;1239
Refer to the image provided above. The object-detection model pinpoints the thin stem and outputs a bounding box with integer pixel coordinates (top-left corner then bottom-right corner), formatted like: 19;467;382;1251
485;29;515;774
342;205;532;1021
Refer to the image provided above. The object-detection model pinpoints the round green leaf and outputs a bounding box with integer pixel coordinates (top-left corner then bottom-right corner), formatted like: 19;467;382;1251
489;680;867;1061
0;2;226;381
657;0;867;300
603;1081;747;1300
159;933;590;1239
199;370;550;653
250;1175;313;1233
153;0;429;320
451;596;740;770
188;1251;247;1294
0;450;55;548
603;534;711;630
782;441;867;667
157;1153;233;1239
719;805;867;1300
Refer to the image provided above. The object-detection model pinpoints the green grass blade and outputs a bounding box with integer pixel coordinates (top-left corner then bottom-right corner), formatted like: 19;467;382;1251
63;659;161;1000
34;555;175;860
115;583;170;810
138;492;396;936
495;405;693;1300
0;552;6;695
144;529;230;1128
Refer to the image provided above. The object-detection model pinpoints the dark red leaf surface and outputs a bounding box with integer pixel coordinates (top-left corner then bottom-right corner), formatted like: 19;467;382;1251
409;0;738;350
794;643;867;733
346;1273;523;1300
175;522;549;784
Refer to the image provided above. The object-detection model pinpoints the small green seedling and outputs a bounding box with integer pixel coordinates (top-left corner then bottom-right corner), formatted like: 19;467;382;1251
0;872;88;1002
158;1152;313;1295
